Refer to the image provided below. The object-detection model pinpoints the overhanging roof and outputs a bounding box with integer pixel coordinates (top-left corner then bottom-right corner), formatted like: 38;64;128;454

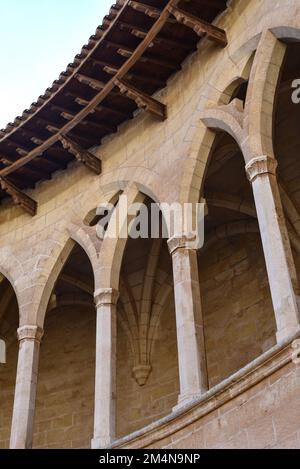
0;0;228;214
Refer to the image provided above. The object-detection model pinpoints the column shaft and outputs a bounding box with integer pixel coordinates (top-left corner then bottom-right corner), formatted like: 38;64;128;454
168;235;208;407
10;326;43;449
92;288;119;449
246;156;300;342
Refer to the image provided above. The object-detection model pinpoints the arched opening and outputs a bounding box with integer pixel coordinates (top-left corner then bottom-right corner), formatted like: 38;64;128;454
33;244;95;449
116;197;179;437
274;41;300;279
200;132;276;387
0;274;19;449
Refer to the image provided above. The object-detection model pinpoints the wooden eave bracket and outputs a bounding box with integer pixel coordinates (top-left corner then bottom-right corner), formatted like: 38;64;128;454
58;135;102;175
114;79;167;120
0;177;37;216
167;6;228;47
128;1;161;19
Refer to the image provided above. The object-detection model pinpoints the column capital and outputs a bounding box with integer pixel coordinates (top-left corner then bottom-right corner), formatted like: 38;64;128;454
245;155;278;183
17;325;44;343
94;288;119;308
167;232;198;255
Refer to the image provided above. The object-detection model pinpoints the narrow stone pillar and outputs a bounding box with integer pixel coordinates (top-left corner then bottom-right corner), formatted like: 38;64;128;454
92;288;119;449
10;325;44;449
246;156;300;342
168;234;208;408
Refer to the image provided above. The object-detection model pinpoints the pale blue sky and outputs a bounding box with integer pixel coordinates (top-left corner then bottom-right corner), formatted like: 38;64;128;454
0;0;113;129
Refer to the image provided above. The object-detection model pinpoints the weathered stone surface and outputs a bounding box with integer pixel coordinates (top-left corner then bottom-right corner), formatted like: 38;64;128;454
1;0;300;450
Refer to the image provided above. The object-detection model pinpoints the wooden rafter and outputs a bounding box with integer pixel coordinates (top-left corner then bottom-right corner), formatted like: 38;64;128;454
1;148;48;180
58;135;101;175
19;129;44;146
118;20;192;49
117;47;180;70
73;96;128;119
0;154;13;166
104;39;180;70
114;79;167;120
0;1;128;146
75;73;107;91
91;59;166;87
0;0;181;179
51;105;116;133
167;6;227;47
128;1;162;19
0;177;37;216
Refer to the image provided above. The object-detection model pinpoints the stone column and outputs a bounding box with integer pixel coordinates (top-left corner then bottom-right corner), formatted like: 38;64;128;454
10;325;44;449
168;234;208;408
246;156;300;342
92;288;119;449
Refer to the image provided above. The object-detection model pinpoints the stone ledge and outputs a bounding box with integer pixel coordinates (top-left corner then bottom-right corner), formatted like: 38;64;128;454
112;330;300;449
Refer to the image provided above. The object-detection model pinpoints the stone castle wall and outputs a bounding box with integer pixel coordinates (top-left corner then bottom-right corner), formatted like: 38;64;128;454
1;0;300;449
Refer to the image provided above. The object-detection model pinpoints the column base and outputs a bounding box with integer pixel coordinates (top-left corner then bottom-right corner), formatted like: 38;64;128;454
91;437;112;450
172;393;201;413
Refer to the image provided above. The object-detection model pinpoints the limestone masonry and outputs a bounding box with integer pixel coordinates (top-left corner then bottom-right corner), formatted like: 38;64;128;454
1;0;300;449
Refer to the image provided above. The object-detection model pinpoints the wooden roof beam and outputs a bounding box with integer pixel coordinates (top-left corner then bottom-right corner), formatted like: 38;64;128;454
75;73;107;91
43;119;94;147
91;59;166;87
19;128;44;146
128;1;178;24
58;135;101;174
3;144;50;180
0;177;37;216
117;21;192;50
114;79;167;121
0;154;50;183
104;39;180;70
0;154;14;167
0;0;179;178
118;48;180;71
74;96;128;119
74;74;121;98
80;119;116;134
128;1;161;19
167;6;227;47
51;105;116;134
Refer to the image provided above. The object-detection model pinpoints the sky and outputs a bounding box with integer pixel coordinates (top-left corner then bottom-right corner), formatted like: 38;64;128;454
0;0;113;129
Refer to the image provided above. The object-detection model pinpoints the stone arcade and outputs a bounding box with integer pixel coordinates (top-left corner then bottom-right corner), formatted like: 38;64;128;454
1;0;300;450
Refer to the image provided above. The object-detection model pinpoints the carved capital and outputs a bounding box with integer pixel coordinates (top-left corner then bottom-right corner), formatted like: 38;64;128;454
246;156;278;183
168;232;198;255
94;288;119;308
17;325;44;343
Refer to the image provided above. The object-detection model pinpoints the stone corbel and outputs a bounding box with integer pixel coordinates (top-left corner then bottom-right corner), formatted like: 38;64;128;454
132;364;152;387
